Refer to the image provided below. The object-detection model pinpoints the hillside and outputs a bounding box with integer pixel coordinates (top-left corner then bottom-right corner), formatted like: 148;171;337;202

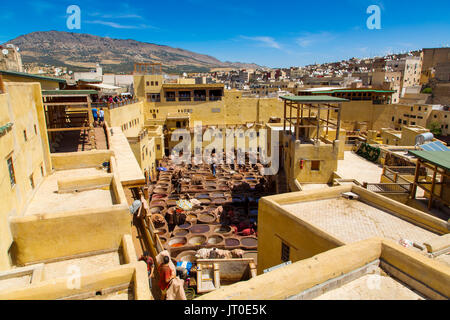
5;31;262;74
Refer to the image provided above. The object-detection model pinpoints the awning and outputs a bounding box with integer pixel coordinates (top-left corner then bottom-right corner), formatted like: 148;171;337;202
87;83;122;90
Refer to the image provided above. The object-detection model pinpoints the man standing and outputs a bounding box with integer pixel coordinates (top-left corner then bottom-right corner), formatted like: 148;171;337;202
139;251;154;290
158;255;174;300
92;107;98;127
98;107;105;125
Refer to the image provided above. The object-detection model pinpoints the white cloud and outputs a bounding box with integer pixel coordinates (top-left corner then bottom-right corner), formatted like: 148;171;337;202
85;20;157;30
241;36;281;49
296;32;335;48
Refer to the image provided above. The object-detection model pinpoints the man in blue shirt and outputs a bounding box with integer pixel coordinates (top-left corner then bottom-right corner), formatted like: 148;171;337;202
92;107;98;127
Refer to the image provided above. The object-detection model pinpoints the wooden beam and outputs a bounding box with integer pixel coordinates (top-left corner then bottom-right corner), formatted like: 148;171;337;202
46;127;89;132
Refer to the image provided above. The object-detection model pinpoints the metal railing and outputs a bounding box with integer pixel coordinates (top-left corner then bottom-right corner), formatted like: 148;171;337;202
364;183;411;193
92;98;138;110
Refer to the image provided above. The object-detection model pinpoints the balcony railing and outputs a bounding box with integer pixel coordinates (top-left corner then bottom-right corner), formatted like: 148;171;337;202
92;98;138;110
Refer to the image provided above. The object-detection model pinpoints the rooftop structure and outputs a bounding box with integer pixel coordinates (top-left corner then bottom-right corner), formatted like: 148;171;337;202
198;238;450;300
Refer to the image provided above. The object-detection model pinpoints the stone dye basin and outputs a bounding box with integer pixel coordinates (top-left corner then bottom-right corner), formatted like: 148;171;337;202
190;224;210;234
178;222;192;229
175;250;197;263
240;237;257;249
168;237;187;248
214;225;233;236
198;213;216;224
224;238;240;248
186;213;198;222
173;229;189;237
188;235;207;246
207;234;224;245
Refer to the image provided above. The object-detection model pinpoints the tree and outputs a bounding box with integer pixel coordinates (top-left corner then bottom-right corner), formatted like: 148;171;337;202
427;122;442;136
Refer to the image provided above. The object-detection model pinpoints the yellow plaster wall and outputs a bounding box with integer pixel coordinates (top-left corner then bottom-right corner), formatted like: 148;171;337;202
198;238;382;300
0;83;51;271
1;75;61;90
9;204;131;266
104;101;145;138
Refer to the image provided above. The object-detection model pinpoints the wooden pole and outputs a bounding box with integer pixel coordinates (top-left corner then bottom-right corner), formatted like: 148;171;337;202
410;159;421;199
428;165;438;209
283;100;286;133
296;103;300;141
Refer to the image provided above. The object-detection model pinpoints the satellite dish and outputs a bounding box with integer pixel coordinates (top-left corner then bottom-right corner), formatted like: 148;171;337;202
2;49;8;55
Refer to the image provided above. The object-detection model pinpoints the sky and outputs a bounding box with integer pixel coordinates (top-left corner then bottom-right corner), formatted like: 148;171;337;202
0;0;449;68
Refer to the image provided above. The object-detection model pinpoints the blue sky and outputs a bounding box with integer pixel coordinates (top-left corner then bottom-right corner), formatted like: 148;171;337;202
0;0;449;68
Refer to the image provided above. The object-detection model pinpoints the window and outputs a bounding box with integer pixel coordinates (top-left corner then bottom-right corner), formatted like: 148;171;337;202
40;164;44;176
392;117;395;122
311;160;320;171
157;144;161;151
155;81;159;86
7;156;15;187
29;174;34;189
176;121;181;128
146;81;149;86
23;130;27;141
34;124;37;134
281;242;290;262
151;81;154;86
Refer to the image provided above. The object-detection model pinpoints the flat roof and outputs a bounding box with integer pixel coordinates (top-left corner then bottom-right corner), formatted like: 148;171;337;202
300;89;396;94
314;268;425;300
42;90;98;96
281;197;439;246
280;95;349;103
0;70;67;83
337;151;384;184
24;168;114;216
408;150;450;171
109;127;146;187
162;83;224;89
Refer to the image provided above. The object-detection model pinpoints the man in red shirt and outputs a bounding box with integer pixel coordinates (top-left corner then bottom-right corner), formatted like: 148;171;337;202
138;251;154;290
158;255;174;300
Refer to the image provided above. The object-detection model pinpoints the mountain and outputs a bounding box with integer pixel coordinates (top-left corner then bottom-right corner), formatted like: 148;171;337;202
5;31;262;74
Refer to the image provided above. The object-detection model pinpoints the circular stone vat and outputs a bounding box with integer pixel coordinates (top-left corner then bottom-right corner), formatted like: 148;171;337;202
168;237;187;248
186;213;197;222
207;234;224;245
178;222;192;229
173;229;189;237
150;206;164;214
190;224;210;234
198;213;216;224
214;225;232;235
199;198;211;205
153;188;167;194
152;214;166;228
159;237;167;245
152;194;167;200
225;238;240;247
241;237;257;248
210;193;225;198
175;250;197;263
196;194;210;199
213;197;226;204
188;235;207;246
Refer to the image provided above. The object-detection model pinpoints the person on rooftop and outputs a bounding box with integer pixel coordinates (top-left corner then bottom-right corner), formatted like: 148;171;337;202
91;106;98;127
158;255;175;300
139;251;154;290
99;107;105;125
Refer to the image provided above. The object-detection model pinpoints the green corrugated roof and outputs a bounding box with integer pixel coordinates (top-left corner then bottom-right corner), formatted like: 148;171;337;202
305;89;396;94
42;90;98;96
0;70;67;83
78;79;102;83
408;150;450;171
280;95;349;103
